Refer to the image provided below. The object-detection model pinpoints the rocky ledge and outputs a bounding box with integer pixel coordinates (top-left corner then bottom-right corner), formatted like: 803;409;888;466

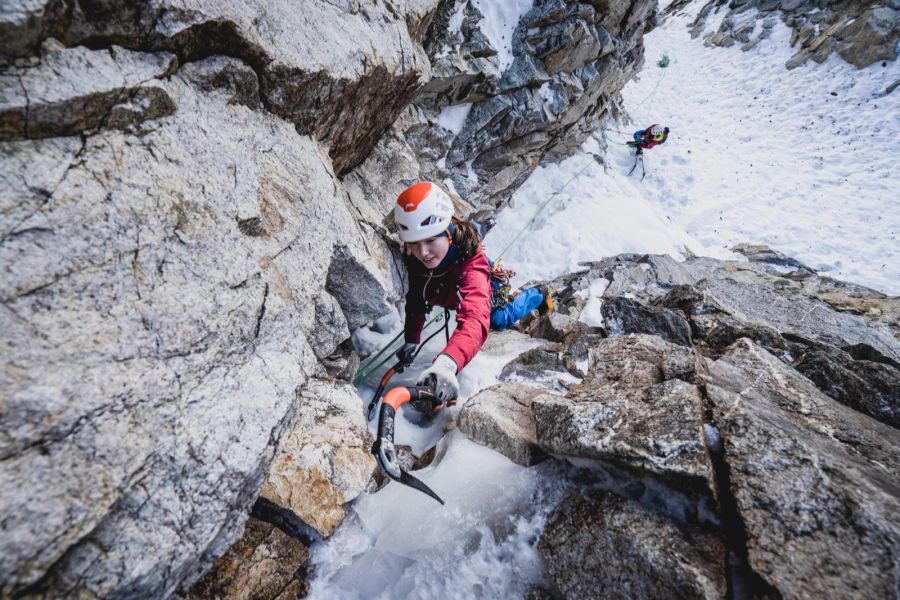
459;246;899;598
674;0;900;69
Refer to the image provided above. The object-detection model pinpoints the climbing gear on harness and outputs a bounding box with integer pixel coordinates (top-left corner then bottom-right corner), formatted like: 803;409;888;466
394;182;454;243
372;386;450;504
489;258;516;310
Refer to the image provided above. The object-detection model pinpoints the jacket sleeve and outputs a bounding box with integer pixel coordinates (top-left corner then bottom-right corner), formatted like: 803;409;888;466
440;253;491;371
404;266;427;344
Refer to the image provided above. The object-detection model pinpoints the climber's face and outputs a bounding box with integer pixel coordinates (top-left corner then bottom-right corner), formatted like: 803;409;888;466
408;233;451;269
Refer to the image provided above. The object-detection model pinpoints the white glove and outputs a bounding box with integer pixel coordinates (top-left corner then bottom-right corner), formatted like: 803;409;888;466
417;354;459;404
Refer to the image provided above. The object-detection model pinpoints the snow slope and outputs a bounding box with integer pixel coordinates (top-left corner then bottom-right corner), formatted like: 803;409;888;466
309;5;899;598
485;10;899;295
621;7;899;294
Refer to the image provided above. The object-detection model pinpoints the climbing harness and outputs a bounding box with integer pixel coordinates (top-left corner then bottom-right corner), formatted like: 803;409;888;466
371;385;451;504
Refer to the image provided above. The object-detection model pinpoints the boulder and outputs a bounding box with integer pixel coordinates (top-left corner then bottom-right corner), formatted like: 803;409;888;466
706;339;900;598
789;337;900;428
457;382;550;466
185;517;310;600
0;69;386;597
538;490;726;600
531;335;714;503
498;342;581;392
260;379;376;538
602;296;693;347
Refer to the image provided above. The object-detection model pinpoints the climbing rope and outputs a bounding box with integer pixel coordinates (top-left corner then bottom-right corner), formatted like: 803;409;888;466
353;310;446;386
492;153;602;262
631;58;669;114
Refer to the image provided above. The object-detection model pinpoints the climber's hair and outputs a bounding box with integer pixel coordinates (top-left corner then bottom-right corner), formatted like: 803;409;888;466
451;215;481;259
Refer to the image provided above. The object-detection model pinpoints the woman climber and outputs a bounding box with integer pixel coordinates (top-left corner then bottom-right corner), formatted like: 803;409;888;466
392;181;552;404
630;124;670;154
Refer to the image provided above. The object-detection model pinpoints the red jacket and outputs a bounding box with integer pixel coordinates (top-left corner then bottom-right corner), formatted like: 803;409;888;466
403;245;491;372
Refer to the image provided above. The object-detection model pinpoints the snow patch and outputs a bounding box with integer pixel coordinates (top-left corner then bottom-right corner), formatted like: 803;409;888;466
437;102;473;136
471;0;534;73
578;278;610;327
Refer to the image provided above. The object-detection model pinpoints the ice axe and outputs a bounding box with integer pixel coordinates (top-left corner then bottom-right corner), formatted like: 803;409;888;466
371;386;447;505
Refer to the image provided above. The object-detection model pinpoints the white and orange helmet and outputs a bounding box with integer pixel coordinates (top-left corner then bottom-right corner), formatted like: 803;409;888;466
394;182;454;242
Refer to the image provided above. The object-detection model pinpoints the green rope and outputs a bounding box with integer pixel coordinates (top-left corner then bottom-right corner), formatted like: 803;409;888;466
631;64;667;114
352;310;445;386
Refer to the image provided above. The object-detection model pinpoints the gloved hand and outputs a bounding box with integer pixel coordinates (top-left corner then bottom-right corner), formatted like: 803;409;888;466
395;342;418;367
416;354;459;404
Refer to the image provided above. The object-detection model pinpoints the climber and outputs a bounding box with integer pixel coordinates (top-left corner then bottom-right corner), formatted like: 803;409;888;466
629;124;669;154
392;182;553;404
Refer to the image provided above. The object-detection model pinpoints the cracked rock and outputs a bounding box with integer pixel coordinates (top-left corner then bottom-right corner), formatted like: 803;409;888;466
706;339;900;598
0;40;176;141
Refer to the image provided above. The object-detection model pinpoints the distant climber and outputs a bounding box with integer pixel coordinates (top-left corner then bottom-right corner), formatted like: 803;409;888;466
629;124;669;154
392;182;553;404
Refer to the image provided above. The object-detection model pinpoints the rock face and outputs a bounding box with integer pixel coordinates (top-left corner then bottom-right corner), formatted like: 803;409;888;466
707;339;900;598
457;382;549;466
531;335;714;504
185;517;309;600
0;30;395;600
539;490;726;600
355;0;658;209
571;251;900;427
0;1;661;597
685;0;900;69
260;379;376;538
453;248;900;598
